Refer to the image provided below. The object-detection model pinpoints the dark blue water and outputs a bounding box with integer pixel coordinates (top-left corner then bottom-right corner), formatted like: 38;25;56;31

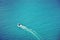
0;0;60;40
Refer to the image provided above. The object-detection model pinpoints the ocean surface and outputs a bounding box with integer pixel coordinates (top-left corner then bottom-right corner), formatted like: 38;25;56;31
0;0;60;40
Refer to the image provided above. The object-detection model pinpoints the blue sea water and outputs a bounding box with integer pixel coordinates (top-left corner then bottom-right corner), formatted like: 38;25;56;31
0;0;60;40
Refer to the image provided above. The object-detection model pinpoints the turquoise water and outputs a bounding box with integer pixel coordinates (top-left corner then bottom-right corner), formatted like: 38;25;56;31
0;0;60;40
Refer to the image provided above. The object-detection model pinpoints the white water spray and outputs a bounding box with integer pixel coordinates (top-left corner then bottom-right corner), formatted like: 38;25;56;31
17;23;40;40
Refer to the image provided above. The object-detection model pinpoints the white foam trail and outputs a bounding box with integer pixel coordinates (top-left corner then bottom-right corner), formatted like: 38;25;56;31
17;24;40;40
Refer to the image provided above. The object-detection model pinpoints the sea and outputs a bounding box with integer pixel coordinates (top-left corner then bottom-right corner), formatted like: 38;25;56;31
0;0;60;40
